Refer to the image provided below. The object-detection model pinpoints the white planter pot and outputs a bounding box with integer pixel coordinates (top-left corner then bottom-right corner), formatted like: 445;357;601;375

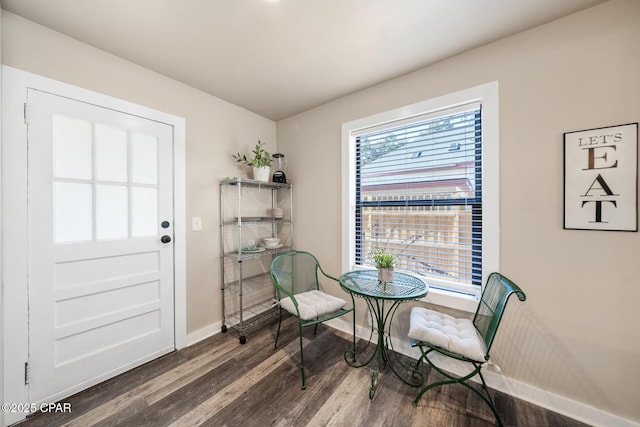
378;268;394;283
252;166;271;182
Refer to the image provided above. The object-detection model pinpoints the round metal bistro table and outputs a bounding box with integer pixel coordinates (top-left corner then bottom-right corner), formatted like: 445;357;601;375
339;269;428;399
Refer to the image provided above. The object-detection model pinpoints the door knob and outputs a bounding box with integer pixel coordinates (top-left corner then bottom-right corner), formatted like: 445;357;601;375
161;235;172;244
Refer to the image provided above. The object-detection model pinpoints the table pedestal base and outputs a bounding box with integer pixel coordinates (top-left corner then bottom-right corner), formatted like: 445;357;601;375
344;297;423;398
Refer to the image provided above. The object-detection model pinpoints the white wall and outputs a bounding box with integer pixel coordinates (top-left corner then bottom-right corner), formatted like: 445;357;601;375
277;0;640;424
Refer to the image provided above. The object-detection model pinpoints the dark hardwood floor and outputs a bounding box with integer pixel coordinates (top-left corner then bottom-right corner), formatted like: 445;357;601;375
17;315;591;427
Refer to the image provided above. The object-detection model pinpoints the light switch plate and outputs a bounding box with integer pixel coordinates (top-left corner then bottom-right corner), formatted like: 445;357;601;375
192;217;202;231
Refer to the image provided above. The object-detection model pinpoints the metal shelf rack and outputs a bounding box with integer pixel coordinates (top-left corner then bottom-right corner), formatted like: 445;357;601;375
219;177;294;344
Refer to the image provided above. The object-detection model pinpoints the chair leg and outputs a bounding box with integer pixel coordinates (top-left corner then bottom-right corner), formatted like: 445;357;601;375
413;376;459;406
412;350;503;427
408;352;425;385
298;321;306;389
274;308;283;350
476;369;503;427
351;308;357;362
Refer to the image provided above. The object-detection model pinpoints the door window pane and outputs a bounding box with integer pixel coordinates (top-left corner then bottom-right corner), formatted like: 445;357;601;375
131;134;158;184
53;115;92;179
96;185;128;240
132;187;157;237
96;124;128;182
54;182;92;243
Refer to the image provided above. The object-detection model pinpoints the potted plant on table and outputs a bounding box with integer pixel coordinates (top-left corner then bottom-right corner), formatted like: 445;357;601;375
232;140;272;182
372;246;397;282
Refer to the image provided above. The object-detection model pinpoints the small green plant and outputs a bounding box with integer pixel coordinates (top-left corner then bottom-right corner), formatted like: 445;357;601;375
232;140;272;168
371;246;397;269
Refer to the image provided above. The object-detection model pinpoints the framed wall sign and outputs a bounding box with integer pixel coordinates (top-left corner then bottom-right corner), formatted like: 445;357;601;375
564;123;638;231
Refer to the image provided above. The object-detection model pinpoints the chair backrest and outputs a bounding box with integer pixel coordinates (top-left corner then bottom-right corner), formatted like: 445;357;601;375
473;272;526;358
270;251;322;300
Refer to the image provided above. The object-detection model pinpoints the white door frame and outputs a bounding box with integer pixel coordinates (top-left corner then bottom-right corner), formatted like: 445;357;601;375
1;65;187;426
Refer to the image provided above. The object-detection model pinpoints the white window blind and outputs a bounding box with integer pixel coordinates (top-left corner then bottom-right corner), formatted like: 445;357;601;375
354;103;482;294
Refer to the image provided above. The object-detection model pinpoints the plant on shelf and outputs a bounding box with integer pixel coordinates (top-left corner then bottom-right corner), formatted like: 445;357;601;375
371;246;397;282
232;140;272;182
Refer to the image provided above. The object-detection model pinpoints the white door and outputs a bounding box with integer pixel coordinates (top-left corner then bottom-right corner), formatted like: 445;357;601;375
26;89;175;404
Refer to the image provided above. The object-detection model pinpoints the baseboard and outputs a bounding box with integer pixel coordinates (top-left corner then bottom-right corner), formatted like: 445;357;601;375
481;371;640;427
324;318;639;427
186;321;222;347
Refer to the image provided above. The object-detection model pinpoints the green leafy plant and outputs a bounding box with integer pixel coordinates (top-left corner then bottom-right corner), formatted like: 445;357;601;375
232;140;272;168
371;246;397;269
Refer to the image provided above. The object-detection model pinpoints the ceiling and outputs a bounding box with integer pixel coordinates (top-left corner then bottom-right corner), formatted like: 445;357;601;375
2;0;608;120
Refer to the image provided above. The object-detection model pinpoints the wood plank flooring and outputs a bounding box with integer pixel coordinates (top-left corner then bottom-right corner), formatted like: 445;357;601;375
17;316;591;427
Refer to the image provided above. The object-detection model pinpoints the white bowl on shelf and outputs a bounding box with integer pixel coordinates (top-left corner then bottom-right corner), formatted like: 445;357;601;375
262;237;281;248
268;208;284;219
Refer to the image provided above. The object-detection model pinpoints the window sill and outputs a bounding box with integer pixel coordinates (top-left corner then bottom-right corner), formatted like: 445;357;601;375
345;266;479;313
421;287;478;313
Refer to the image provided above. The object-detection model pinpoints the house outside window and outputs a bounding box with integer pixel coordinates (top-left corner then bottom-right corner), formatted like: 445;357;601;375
342;82;499;309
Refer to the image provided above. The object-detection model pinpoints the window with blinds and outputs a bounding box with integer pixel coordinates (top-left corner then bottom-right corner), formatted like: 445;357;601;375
354;103;482;294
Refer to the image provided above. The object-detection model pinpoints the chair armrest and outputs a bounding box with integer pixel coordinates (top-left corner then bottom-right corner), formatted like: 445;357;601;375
318;265;340;283
317;269;356;311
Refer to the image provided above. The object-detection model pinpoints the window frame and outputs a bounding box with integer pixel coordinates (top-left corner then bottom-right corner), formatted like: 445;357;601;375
341;82;499;312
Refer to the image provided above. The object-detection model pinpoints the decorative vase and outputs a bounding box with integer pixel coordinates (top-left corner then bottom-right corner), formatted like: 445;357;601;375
378;267;394;283
252;166;271;182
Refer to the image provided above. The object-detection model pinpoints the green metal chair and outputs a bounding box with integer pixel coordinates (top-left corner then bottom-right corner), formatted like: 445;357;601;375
408;272;526;426
270;250;355;389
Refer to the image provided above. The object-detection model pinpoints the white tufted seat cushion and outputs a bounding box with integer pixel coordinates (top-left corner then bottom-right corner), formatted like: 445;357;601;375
280;290;347;321
408;307;486;362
